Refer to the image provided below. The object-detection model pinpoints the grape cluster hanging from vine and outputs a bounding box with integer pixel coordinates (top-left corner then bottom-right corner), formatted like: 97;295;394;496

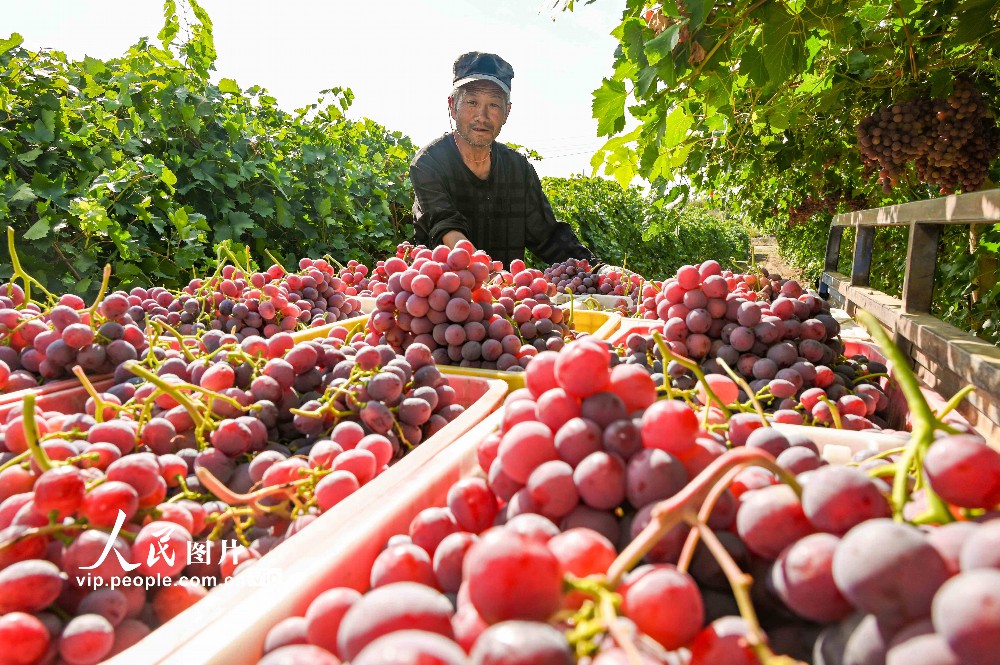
856;81;1000;195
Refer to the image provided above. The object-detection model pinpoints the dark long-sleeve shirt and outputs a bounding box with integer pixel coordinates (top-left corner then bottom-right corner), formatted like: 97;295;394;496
410;133;597;267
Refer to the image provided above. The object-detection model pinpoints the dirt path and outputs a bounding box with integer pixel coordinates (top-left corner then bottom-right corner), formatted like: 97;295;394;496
751;235;805;282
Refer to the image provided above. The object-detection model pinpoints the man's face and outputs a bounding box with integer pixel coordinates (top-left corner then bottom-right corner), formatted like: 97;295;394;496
451;82;510;148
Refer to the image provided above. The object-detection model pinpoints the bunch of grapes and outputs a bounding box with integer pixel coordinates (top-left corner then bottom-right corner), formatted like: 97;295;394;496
637;261;762;321
0;286;149;393
367;243;571;371
785;192;866;227
637;261;782;323
596;267;644;300
121;259;362;340
617;324;892;431
0;323;468;664
542;258;643;303
253;335;1000;665
543;258;599;295
335;260;375;297
856;81;1000;194
627;261;894;430
356;242;435;297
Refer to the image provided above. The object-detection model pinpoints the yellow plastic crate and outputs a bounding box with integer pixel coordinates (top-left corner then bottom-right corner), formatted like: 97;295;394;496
552;292;636;312
563;308;622;340
288;313;370;343
438;364;527;391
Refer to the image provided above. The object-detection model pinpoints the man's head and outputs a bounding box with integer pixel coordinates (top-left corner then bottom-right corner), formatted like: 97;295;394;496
452;52;513;98
449;52;514;148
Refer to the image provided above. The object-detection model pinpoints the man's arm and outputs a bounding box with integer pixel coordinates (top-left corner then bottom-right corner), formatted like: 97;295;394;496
410;156;472;247
440;230;468;248
522;165;598;265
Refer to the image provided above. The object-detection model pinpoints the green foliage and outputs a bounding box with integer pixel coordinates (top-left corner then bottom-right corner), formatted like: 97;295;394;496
541;175;751;279
0;2;414;297
570;0;1000;343
586;0;1000;209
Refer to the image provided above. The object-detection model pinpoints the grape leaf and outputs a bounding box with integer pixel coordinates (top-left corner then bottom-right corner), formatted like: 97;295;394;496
645;24;681;66
664;105;691;148
23;219;50;240
954;0;1000;42
6;182;36;207
760;4;804;90
218;78;240;94
0;33;23;56
592;79;628;137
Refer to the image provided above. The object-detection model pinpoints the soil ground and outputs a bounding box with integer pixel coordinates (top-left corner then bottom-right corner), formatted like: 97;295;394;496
751;235;806;282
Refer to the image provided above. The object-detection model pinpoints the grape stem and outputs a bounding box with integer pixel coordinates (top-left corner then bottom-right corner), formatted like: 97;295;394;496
71;365;114;424
264;249;289;274
392;418;414;451
0;450;30;473
563;577;645;664
322;253;346;272
715;357;770;426
5;226;56;305
343;319;366;344
676;463;747;574
605;447;783;587
150;320;199;363
816;395;844;430
22;394;54;472
195;466;308;510
86;264;112;323
935;384;975;421
852;371;890;384
0;522;83;552
599;591;646;665
166;475;213;503
193;242;232;299
855;311;953;524
122;360;208;430
651;331;731;419
220;243;253;274
676;457;801;574
867;463;898;479
694;522;802;664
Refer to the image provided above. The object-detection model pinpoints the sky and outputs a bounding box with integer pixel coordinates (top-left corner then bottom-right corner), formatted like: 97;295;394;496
6;0;628;179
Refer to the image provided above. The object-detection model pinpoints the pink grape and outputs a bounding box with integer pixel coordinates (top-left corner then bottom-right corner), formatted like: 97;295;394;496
446;478;498;534
315;471;360;512
336;582;454;661
620;564;703;650
554;340;611;399
924;434;1000;509
0;611;50;665
59;613;115;665
353;630;466;665
640;400;699;455
304;587;361;656
497;422;557;484
0;559;65;614
370;544;436;588
463;529;563;624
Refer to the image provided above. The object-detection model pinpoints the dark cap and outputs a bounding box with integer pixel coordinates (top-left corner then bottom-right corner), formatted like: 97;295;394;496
452;52;513;97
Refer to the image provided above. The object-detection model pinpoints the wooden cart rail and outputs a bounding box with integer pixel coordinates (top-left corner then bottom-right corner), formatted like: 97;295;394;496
819;189;1000;443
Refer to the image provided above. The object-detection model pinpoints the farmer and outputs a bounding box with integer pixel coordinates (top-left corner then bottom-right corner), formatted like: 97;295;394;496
410;51;611;271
